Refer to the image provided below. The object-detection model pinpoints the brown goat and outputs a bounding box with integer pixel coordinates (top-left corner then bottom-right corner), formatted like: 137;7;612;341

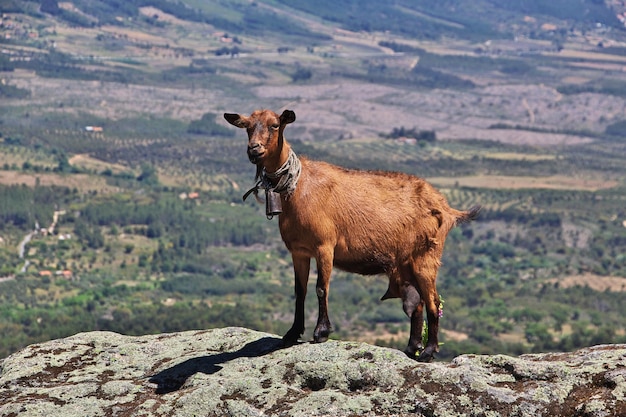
224;109;480;362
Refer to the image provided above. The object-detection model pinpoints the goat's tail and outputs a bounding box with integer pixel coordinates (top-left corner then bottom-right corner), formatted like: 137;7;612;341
455;205;482;226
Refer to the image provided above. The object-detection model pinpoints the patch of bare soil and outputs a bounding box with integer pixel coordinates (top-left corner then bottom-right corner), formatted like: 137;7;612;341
9;74;227;123
545;49;626;64
442;127;592;146
139;6;188;25
255;81;626;146
549;274;626;292
429;175;618;191
561;221;593;249
441;329;469;342
0;171;120;193
68;154;131;174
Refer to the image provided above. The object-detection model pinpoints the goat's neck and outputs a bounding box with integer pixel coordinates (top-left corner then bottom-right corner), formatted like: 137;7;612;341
264;141;292;179
243;138;300;203
261;140;301;198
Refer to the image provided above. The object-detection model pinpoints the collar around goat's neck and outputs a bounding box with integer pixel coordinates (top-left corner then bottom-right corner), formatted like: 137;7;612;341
264;148;301;195
243;148;301;202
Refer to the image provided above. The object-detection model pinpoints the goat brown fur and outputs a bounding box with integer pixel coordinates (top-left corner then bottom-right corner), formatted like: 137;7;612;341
224;109;480;362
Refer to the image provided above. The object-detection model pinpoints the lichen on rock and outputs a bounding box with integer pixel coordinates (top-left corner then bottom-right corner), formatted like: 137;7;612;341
0;327;624;416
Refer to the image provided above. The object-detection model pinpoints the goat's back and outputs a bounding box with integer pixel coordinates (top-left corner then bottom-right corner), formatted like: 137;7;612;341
279;158;463;272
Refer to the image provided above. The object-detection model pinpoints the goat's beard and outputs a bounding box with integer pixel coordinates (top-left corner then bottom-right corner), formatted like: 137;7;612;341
254;164;263;181
247;151;264;165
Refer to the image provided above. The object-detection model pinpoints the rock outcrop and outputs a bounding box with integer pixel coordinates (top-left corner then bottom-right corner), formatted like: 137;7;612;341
0;327;624;416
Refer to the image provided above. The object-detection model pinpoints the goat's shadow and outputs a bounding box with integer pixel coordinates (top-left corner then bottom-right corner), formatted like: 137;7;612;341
148;336;286;394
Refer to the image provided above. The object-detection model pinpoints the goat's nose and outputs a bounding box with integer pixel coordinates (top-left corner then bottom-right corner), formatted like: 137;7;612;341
248;143;262;155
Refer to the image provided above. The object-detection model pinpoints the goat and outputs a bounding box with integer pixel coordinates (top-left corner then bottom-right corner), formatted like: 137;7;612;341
224;109;480;362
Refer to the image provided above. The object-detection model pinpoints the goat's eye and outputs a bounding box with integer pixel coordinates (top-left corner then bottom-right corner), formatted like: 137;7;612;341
270;124;280;130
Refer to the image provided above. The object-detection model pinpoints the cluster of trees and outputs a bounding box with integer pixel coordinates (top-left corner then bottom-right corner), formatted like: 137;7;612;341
380;40;537;78
380;126;437;143
7;50;220;89
499;0;619;27
557;79;626;99
188;113;235;136
0;82;30;99
10;50;140;84
0;184;76;230
342;62;475;91
58;192;272;276
0;154;625;359
291;67;313;83
38;0;187;27
40;0;96;27
0;292;281;358
605;120;626;138
1;259;624;361
214;47;240;57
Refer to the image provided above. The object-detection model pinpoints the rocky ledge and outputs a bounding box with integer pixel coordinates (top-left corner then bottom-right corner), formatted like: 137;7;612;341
0;327;624;416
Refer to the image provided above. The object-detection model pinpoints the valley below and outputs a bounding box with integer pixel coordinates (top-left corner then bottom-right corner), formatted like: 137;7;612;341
0;0;625;362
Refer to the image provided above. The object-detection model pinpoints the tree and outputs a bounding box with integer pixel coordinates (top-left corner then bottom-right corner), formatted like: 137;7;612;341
291;67;312;83
137;164;159;185
40;0;60;15
55;152;73;173
187;113;234;136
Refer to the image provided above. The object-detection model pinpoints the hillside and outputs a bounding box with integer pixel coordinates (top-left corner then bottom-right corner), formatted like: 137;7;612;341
0;0;625;362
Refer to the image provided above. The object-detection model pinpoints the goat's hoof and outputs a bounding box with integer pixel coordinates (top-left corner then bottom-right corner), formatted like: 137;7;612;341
416;349;435;363
313;332;330;343
282;338;298;347
403;341;425;361
282;330;302;347
404;349;418;361
313;328;332;343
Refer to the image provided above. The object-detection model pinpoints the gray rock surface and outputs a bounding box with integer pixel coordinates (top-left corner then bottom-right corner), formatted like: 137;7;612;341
0;327;624;416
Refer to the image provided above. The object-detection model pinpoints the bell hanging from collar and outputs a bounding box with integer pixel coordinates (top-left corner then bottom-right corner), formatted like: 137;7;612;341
265;188;282;217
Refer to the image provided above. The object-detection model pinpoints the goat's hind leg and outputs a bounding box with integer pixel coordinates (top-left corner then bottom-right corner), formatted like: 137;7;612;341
404;249;443;363
412;264;441;362
401;281;424;360
417;294;440;363
283;254;310;346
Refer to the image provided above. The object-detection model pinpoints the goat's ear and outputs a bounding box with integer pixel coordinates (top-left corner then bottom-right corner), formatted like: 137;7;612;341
223;113;248;128
280;110;296;126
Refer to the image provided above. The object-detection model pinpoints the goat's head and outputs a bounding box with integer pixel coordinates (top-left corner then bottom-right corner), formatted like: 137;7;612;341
224;109;296;165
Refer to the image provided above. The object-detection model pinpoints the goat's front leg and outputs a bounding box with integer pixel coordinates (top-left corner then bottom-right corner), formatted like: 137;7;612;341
283;254;310;346
313;247;334;343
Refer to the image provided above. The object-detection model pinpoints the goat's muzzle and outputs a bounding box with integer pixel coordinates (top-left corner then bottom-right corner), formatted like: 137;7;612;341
247;144;265;164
